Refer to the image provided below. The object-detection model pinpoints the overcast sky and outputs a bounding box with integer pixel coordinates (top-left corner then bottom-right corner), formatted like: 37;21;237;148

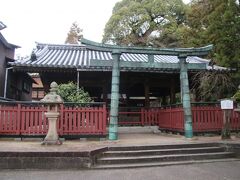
0;0;190;58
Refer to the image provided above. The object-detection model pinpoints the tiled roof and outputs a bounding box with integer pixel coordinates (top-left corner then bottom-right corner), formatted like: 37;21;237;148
10;43;224;71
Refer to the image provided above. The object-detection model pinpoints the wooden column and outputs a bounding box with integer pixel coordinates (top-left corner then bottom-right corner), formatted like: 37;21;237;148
144;80;150;108
102;82;108;106
170;78;176;104
162;96;167;105
179;55;193;138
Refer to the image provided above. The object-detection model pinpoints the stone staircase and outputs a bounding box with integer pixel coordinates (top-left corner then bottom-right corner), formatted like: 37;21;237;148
93;143;237;169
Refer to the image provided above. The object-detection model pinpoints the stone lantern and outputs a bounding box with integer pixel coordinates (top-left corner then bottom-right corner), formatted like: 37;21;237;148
41;82;63;145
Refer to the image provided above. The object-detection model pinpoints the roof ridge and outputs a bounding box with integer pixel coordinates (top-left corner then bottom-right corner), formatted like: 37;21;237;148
36;42;86;50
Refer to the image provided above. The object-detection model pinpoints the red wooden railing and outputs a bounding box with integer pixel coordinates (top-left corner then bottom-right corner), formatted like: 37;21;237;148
141;108;159;126
108;107;143;126
59;105;106;135
0;102;107;136
110;105;240;132
119;111;142;125
192;106;222;132
147;105;240;132
161;107;184;131
192;106;240;132
142;107;184;131
0;103;47;135
1;101;240;136
20;104;48;135
231;110;240;131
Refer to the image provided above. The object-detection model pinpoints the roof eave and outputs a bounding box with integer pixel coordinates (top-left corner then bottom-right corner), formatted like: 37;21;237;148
0;33;20;49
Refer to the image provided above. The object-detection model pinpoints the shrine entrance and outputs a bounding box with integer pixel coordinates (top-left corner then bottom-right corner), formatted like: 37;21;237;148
10;39;214;140
80;39;213;140
39;70;180;127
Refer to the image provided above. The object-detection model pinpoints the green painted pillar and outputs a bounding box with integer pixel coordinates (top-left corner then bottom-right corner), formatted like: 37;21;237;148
179;55;193;138
109;51;121;140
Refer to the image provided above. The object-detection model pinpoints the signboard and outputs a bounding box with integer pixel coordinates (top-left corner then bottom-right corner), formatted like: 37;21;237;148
221;99;233;110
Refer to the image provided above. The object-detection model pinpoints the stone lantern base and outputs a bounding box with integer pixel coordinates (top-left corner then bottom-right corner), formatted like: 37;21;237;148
41;112;62;145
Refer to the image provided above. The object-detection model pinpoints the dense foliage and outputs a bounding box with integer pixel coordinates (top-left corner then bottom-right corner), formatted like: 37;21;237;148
185;0;240;97
65;22;83;44
103;0;187;47
184;0;240;68
103;0;240;99
57;82;92;103
104;0;240;67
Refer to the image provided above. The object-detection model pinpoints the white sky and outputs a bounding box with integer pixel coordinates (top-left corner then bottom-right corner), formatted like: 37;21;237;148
0;0;190;58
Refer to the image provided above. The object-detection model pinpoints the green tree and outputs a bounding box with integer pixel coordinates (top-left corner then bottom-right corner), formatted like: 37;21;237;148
65;22;83;44
103;0;188;47
184;0;240;68
57;82;92;103
208;0;240;68
184;0;240;97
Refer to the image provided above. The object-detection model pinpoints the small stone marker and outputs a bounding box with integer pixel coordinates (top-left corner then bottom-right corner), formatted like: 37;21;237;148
220;99;233;140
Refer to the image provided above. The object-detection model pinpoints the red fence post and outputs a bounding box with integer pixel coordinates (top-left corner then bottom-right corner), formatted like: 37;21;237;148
103;104;107;135
59;104;64;135
168;107;172;130
17;103;21;135
141;108;144;126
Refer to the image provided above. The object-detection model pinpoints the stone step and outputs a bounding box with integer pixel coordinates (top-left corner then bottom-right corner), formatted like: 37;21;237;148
108;143;220;151
103;146;225;157
93;158;240;169
97;152;235;165
117;126;161;134
0;151;90;157
0;147;107;158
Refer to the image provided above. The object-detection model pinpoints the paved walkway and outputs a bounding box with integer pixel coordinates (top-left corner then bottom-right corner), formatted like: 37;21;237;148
1;161;240;180
0;132;240;152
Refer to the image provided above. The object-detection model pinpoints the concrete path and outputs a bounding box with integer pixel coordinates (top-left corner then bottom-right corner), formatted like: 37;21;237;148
0;161;240;180
0;133;240;152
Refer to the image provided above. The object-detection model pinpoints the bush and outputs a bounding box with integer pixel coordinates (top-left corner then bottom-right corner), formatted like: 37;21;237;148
57;82;92;103
233;89;240;103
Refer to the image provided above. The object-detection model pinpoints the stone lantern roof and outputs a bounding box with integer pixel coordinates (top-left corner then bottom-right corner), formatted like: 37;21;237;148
40;82;63;104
